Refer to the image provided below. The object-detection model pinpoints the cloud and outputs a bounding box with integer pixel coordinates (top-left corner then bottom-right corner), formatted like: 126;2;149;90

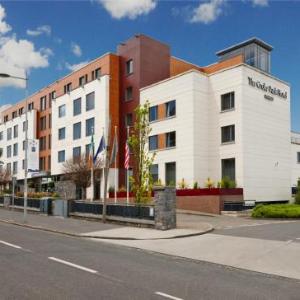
252;0;268;7
65;61;88;72
71;42;82;57
0;5;51;88
190;0;225;24
98;0;157;20
26;25;51;37
0;4;11;34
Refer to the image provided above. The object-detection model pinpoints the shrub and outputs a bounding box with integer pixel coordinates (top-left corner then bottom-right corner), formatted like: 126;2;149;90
193;181;199;189
154;179;163;186
295;191;300;205
118;185;126;192
167;180;176;187
252;204;300;218
108;186;115;194
220;176;236;188
178;178;188;189
205;177;215;188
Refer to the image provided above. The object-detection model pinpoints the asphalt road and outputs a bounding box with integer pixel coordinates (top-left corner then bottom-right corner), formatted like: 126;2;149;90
0;223;300;300
213;220;300;242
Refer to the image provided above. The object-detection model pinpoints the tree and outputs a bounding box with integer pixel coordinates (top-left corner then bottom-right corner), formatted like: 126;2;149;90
62;155;102;200
0;167;11;193
128;101;156;204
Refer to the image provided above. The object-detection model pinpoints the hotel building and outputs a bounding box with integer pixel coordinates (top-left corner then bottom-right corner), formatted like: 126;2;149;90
0;34;299;202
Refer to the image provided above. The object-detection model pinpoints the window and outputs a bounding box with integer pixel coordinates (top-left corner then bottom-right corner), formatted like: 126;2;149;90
95;68;101;79
86;92;95;111
7;163;11;175
12;111;17;119
13;125;18;138
125;86;133;101
4;115;8;122
40;116;47;131
150;164;158;183
64;83;72;94
166;131;176;148
13;162;18;175
73;98;81;116
40;96;47;111
0;148;2;158
48;134;51;149
7;128;12;140
221;92;235;111
149;135;158;151
23;121;27;132
79;75;87;87
125;113;133;127
22;160;25;170
0;131;3;141
23;140;26;151
73;146;81;162
165;162;176;186
297;152;300;163
39;136;46;151
245;45;256;67
221;125;235;143
7;145;11;158
40;157;46;171
49;113;52;128
85;144;91;159
28;102;34;111
58;150;65;163
86;118;94;136
166;100;176;117
58;127;66;140
48;155;51;170
149;106;158;122
13;143;18;156
73;122;81;140
126;59;133;75
49;90;56;100
222;158;236;181
58;104;66;118
19;107;24;115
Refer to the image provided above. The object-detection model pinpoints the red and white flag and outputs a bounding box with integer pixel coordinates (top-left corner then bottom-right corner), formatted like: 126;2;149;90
124;142;130;170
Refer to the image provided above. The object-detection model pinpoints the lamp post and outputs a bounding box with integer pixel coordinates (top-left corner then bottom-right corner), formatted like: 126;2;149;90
0;72;29;223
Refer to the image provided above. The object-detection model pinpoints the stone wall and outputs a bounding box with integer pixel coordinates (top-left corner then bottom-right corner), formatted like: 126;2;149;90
55;181;76;200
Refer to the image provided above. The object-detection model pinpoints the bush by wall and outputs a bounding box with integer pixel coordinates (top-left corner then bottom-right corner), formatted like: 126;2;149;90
252;204;300;218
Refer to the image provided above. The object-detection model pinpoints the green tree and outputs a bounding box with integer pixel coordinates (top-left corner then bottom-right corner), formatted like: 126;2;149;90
128;101;156;204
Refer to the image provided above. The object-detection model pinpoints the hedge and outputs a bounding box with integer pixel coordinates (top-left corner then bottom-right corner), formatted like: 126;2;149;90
252;204;300;218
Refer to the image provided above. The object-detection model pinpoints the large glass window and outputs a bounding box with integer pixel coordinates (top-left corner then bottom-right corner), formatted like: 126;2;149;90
221;125;235;143
73;98;81;116
0;131;3;141
86;118;94;136
221;92;235;111
73;122;81;140
149;106;158;122
7;128;12;140
149;135;158;151
58;127;65;140
245;45;256;67
7;145;11;158
126;59;133;75
125;86;133;101
150;164;159;183
13;125;18;138
125;113;133;127
297;152;300;163
86;92;95;111
166;100;176;118
58;104;66;118
73;146;81;162
13;162;18;174
13;143;18;156
166;131;176;148
222;158;236;181
165;162;176;186
40;96;47;111
58;150;65;163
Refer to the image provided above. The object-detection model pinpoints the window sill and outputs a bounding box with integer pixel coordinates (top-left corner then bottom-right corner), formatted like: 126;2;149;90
220;108;235;113
149;146;176;153
221;141;235;146
149;115;176;124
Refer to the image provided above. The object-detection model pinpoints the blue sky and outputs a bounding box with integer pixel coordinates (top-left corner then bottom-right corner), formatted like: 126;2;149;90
0;0;299;131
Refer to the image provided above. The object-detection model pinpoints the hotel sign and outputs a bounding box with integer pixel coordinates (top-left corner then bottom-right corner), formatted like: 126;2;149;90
248;77;287;99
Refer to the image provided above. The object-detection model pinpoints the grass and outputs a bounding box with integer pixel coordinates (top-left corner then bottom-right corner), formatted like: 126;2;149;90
252;204;300;218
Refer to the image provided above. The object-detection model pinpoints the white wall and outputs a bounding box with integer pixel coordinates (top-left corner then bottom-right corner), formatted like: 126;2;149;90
0;109;38;180
291;132;300;187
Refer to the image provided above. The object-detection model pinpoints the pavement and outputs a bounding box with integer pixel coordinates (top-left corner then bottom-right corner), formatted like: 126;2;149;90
1;222;299;300
0;208;213;240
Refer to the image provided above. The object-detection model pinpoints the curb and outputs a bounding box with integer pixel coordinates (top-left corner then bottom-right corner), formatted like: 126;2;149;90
0;218;214;240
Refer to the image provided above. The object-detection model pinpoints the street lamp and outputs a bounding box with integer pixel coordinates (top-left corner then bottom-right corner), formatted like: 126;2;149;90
0;72;29;223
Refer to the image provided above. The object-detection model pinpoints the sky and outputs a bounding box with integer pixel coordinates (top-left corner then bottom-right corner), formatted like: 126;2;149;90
0;0;299;131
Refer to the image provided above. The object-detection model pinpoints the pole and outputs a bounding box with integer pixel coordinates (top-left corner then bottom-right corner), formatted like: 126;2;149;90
90;127;94;201
126;126;129;205
23;72;28;224
101;127;105;202
114;126;117;204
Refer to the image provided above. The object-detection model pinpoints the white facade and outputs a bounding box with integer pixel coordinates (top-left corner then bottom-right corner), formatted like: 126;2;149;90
51;75;117;198
0;109;38;180
141;64;291;202
291;132;300;187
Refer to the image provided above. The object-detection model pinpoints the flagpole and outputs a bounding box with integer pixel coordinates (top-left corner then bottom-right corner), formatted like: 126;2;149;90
91;127;94;202
114;126;117;204
126;126;129;205
102;127;105;202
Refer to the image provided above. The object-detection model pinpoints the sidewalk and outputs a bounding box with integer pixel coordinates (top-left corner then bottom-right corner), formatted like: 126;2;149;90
0;208;213;240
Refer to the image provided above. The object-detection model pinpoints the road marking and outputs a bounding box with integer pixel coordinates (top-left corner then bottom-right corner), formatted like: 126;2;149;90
48;257;98;274
0;240;22;249
155;291;184;300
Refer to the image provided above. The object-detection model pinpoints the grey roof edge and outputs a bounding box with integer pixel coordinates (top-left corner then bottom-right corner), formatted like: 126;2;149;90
216;37;273;56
